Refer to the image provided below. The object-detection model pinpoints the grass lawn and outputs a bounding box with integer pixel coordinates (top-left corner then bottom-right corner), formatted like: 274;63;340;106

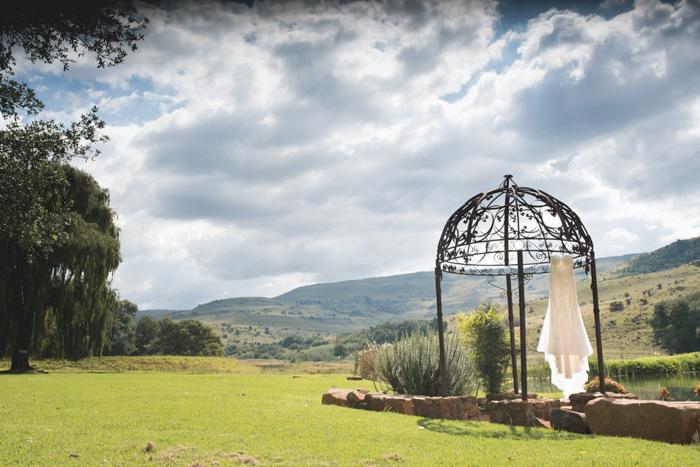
1;367;699;465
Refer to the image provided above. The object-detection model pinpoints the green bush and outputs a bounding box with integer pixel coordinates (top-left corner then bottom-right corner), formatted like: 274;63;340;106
378;330;474;397
457;301;511;395
589;352;700;378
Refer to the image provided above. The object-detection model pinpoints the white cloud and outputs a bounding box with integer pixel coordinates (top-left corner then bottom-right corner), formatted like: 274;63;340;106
18;0;699;309
602;228;642;254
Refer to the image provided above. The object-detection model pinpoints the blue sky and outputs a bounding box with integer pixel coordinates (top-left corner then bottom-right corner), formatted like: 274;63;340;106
14;0;700;310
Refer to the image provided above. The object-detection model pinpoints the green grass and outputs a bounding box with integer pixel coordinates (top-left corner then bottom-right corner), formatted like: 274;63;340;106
0;356;261;373
1;369;698;465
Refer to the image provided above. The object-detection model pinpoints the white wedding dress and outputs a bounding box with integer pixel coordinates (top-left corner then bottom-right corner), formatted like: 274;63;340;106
537;254;593;398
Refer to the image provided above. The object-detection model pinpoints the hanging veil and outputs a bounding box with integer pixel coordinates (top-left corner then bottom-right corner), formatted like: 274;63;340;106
537;254;593;398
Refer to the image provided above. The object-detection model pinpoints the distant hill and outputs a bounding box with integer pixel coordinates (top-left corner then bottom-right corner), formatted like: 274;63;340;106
229;254;700;361
612;237;700;278
141;251;637;349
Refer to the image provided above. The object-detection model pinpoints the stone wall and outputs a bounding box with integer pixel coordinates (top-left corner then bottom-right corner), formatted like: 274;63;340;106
321;388;481;420
322;387;700;444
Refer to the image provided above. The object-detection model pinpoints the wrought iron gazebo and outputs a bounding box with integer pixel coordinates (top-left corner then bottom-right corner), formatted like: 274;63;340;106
434;175;605;399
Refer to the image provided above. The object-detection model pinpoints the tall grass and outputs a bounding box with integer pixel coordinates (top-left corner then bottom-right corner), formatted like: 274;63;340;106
353;342;383;380
379;330;475;396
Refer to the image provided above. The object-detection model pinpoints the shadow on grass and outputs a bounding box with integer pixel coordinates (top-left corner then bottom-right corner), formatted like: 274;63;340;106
416;417;582;440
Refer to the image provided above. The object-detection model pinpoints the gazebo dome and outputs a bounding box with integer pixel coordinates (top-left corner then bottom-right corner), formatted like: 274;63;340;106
437;175;594;277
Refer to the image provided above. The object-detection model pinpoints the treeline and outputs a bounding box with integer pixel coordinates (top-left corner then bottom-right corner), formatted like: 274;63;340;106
104;301;223;357
227;318;442;361
613;237;700;278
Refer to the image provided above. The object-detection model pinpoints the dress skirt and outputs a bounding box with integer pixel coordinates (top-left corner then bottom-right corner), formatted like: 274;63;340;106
537;254;593;397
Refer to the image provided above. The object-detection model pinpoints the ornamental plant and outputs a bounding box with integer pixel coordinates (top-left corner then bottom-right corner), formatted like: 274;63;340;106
658;387;673;401
378;329;475;397
694;382;700;400
585;376;627;394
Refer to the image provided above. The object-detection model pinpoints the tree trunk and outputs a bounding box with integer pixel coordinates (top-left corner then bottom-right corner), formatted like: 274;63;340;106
9;258;33;372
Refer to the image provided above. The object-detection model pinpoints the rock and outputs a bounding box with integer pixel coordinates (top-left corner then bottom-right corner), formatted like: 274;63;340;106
385;395;414;415
585;398;700;444
487;392;538;402
570;392;638;412
347;391;366;403
488;398;566;427
366;393;386;411
532;417;551;429
321;388;353;407
551;408;590;434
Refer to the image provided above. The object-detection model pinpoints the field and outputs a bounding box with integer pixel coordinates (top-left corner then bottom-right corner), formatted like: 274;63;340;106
1;358;699;465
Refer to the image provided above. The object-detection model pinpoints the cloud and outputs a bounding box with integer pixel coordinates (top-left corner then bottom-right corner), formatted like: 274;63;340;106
17;0;698;309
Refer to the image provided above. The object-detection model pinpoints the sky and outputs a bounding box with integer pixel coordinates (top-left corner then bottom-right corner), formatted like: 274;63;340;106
14;0;700;310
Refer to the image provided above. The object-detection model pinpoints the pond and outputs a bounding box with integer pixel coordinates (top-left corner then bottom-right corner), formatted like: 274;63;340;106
527;372;700;401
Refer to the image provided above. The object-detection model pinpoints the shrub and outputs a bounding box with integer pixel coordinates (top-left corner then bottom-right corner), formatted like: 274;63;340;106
457;301;511;395
378;330;474;397
695;382;700;400
589;352;700;378
609;301;624;312
585;376;627;394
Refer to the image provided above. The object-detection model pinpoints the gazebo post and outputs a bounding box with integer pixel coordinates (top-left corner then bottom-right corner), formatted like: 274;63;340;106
503;176;519;394
506;276;519;394
589;251;606;394
434;264;448;397
517;251;528;401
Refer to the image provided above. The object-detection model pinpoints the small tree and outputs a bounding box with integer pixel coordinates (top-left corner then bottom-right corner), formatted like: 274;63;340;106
457;301;511;395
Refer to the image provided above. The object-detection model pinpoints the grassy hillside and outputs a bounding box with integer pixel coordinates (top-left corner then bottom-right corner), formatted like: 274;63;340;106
143;254;635;350
138;238;700;358
440;262;700;359
612;237;700;278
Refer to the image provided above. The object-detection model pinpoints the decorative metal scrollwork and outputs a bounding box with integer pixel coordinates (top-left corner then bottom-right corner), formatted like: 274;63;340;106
437;175;595;292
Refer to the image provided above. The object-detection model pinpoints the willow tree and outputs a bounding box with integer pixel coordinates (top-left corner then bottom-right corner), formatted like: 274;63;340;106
0;2;147;371
36;166;122;361
0;118;121;370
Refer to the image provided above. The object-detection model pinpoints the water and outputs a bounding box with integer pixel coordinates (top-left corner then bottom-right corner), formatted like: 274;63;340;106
527;372;700;401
